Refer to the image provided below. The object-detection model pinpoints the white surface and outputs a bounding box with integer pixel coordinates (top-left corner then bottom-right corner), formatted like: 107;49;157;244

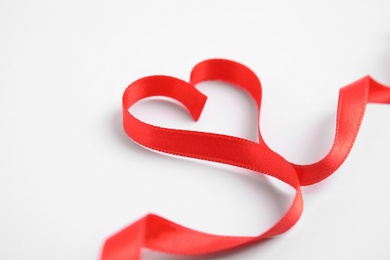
1;0;390;259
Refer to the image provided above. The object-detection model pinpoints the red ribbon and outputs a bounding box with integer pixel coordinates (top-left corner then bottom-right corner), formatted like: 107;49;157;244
101;59;390;260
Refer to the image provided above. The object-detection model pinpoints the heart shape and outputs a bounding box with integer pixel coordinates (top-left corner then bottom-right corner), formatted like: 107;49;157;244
102;59;390;260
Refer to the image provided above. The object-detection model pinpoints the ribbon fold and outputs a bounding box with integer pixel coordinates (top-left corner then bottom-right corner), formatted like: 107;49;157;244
101;59;390;260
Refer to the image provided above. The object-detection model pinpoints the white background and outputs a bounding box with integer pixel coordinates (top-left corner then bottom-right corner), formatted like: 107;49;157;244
1;0;390;259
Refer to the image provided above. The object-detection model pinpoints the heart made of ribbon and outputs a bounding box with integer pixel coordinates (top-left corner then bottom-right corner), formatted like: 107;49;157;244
101;59;390;260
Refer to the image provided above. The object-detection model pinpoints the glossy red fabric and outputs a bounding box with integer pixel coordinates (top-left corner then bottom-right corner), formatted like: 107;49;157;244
101;59;390;260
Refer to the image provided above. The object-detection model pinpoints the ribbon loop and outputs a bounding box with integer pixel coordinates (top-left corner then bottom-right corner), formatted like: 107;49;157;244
102;59;390;260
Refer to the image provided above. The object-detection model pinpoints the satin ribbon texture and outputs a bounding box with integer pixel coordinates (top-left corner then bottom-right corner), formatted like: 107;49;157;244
101;59;390;260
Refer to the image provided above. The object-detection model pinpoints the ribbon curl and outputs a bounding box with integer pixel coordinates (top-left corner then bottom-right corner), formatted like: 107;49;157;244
101;59;390;260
